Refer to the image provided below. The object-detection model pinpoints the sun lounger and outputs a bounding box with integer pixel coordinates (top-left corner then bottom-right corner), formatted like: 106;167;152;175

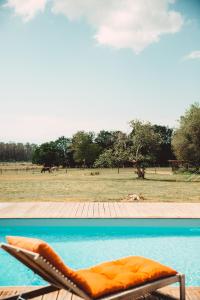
0;236;185;300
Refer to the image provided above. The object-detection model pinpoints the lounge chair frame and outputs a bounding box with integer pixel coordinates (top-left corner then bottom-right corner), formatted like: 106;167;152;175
0;243;186;300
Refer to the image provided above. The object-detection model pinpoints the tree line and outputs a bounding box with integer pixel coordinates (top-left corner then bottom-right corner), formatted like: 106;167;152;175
31;123;174;171
0;142;36;162
1;103;199;173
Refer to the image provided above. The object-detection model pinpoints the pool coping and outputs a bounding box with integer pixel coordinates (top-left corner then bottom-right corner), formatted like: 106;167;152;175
1;217;200;227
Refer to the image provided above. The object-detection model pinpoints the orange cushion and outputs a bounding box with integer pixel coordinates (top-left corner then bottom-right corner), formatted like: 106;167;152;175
76;256;177;298
6;236;77;280
7;236;177;298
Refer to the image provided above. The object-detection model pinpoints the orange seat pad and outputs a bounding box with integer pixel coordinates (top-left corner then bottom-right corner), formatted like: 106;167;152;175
76;256;177;298
6;236;177;299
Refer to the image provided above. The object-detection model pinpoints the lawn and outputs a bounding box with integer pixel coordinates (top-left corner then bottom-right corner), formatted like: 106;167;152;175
0;164;199;202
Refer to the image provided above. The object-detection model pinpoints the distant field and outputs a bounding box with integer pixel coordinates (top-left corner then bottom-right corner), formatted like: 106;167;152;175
0;163;199;202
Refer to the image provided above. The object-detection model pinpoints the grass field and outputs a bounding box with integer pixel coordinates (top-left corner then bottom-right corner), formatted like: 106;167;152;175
0;163;199;202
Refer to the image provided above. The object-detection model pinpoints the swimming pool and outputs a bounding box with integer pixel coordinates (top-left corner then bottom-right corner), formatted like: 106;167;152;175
0;218;200;286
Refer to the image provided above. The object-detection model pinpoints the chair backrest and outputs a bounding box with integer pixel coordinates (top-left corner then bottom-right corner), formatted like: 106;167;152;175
0;243;91;300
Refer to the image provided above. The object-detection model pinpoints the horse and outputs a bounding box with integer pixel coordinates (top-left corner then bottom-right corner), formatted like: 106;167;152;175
41;167;52;173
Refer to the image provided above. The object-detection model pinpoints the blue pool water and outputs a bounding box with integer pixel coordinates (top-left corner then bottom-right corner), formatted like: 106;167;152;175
0;219;200;286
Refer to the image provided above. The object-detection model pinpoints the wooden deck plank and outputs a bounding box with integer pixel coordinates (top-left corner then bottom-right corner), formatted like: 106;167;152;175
0;287;199;300
0;202;200;218
116;203;127;217
80;202;89;218
67;202;80;218
0;287;35;300
87;202;94;218
42;290;58;300
113;202;122;218
108;202;117;218
72;294;82;300
54;203;67;218
57;289;72;300
187;288;200;300
57;202;74;218
103;202;111;218
93;202;99;218
75;202;85;218
122;203;134;217
99;202;105;218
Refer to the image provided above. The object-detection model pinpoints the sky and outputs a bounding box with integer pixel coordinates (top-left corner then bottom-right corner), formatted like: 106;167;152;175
0;0;200;144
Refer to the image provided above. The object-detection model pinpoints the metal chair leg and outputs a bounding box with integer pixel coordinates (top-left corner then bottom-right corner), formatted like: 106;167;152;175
179;274;186;300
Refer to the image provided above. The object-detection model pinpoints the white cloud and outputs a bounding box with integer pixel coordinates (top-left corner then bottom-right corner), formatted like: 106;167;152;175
5;0;47;22
5;0;183;53
52;0;183;53
183;51;200;61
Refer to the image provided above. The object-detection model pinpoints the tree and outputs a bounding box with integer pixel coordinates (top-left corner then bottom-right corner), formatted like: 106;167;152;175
152;125;175;166
128;120;162;178
32;142;59;166
172;103;200;167
94;149;116;168
54;136;72;167
95;130;115;150
112;132;129;173
0;142;36;162
32;137;74;167
94;132;129;172
72;131;101;167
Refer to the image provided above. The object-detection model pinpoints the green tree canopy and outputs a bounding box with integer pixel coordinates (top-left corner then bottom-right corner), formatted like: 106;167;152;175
172;103;200;166
94;123;161;177
95;130;115;149
94;149;116;168
72;131;101;167
152;125;175;165
94;132;129;170
32;137;72;167
129;120;162;163
0;142;36;162
55;136;72;167
112;132;129;169
32;142;59;166
128;120;162;178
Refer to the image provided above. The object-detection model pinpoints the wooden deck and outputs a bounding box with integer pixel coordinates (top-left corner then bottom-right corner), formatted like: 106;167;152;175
0;286;200;300
0;202;200;218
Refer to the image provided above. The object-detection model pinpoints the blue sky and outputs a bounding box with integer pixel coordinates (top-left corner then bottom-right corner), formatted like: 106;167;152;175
0;0;200;143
